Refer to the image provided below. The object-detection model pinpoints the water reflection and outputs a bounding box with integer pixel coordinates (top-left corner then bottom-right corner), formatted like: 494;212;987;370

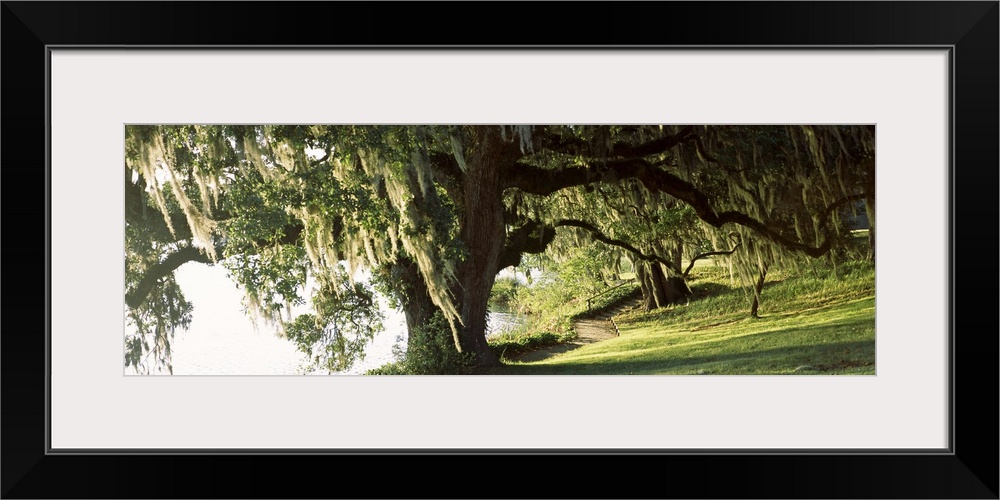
486;306;527;337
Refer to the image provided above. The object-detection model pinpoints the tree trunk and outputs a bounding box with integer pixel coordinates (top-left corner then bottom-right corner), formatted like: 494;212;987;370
648;262;670;308
453;127;516;370
864;158;876;263
663;275;692;305
636;263;656;311
865;196;876;263
672;241;683;274
387;259;435;352
637;260;692;310
750;264;768;318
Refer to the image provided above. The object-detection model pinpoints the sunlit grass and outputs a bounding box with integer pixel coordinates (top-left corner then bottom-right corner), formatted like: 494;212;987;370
493;260;875;375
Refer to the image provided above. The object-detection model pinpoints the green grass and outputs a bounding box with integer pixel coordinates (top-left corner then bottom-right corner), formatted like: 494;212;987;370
491;260;875;375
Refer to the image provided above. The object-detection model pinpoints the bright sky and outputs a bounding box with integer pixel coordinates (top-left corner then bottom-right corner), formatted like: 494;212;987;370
130;257;528;376
164;262;407;376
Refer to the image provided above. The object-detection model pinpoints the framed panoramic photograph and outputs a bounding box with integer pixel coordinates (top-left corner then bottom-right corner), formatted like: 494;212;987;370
4;2;997;498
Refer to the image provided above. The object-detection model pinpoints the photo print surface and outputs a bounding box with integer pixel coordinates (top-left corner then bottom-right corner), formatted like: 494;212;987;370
125;125;875;376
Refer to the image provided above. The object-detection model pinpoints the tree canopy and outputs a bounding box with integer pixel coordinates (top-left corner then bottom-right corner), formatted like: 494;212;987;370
125;125;875;374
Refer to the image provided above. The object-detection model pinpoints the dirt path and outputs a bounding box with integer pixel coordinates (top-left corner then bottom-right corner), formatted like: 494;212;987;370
508;318;618;363
506;294;644;363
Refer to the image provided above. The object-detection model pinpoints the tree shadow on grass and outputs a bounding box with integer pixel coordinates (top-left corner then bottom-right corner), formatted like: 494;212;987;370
498;337;874;376
494;296;875;375
687;282;734;300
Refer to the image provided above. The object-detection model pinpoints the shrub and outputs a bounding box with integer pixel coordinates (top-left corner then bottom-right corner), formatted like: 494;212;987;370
488;329;573;359
489;275;522;309
367;312;475;375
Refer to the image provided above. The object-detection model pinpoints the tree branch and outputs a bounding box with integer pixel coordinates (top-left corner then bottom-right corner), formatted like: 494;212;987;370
125;246;217;309
429;151;464;180
498;221;558;270
505;155;866;258
684;132;718;163
126;166;233;241
683;241;742;277
533;125;697;158
554;219;679;272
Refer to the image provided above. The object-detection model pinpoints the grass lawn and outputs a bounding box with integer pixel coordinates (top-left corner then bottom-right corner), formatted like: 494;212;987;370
494;260;875;375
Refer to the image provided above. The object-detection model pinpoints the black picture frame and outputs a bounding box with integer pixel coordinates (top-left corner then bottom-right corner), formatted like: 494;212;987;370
3;2;997;498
